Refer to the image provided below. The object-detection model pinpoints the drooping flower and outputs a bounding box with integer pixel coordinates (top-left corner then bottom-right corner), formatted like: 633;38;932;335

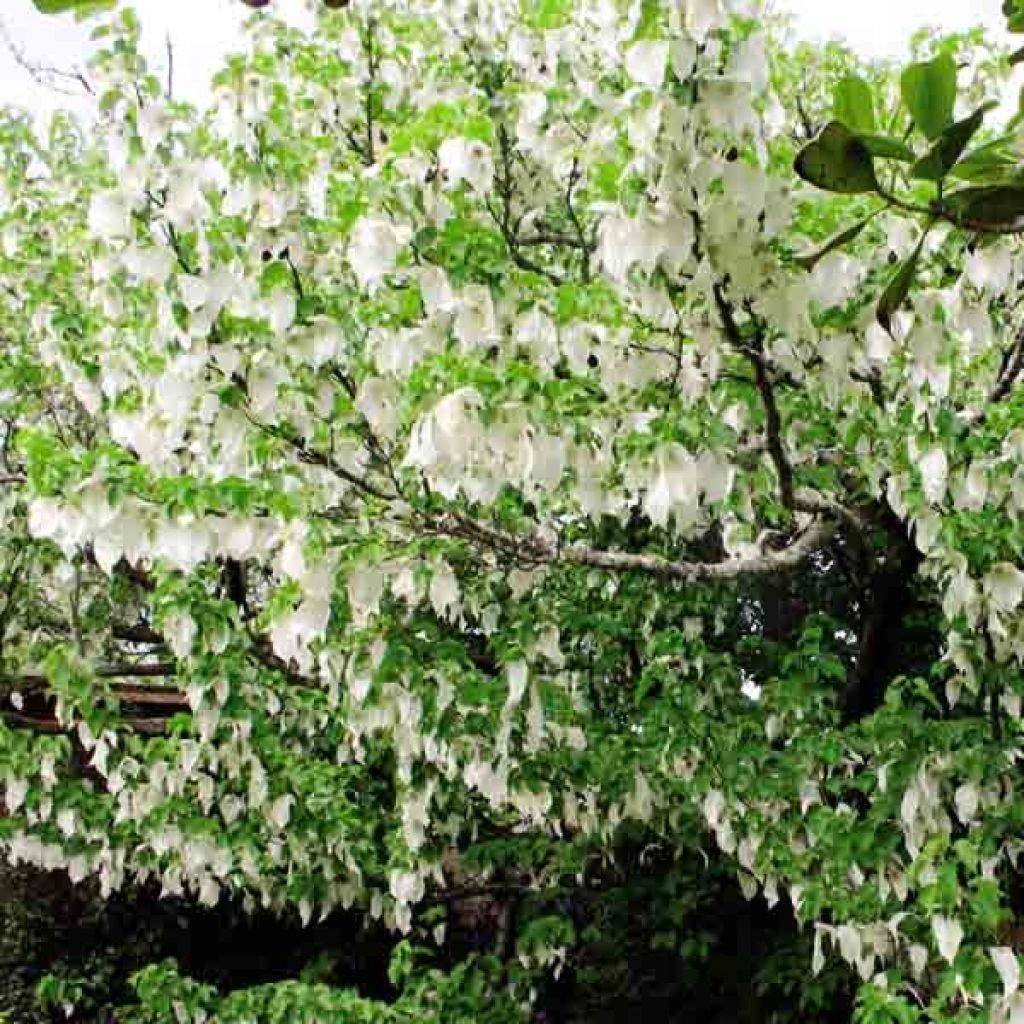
347;217;407;292
918;445;948;505
88;190;132;240
932;915;963;965
984;563;1024;614
437;137;494;193
624;40;669;89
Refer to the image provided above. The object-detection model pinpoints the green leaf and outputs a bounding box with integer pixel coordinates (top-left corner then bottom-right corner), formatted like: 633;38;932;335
794;121;879;195
943;184;1024;229
858;134;917;162
795;209;881;271
260;261;293;295
833;74;876;134
948;135;1018;182
32;0;114;13
901;53;957;140
1007;0;1024;33
911;103;994;181
877;231;928;335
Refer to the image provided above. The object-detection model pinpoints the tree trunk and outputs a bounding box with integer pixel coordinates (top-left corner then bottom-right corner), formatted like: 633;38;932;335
840;509;923;723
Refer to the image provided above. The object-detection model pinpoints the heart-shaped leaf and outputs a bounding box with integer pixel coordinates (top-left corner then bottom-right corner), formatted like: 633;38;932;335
834;75;876;134
795;121;879;195
911;103;995;181
901;53;957;140
877;232;928;335
795;210;881;271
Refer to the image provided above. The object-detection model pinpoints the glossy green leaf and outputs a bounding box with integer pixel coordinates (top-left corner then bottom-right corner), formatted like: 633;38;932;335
32;0;114;12
795;209;881;271
834;75;876;134
948;135;1018;183
794;121;879;195
858;134;917;162
901;53;957;140
910;103;994;181
877;231;927;335
944;184;1024;229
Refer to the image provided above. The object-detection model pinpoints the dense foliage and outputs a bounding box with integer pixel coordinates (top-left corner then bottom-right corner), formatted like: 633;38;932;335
3;0;1024;1020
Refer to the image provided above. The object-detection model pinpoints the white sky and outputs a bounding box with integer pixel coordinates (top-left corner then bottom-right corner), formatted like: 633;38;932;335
0;0;1012;120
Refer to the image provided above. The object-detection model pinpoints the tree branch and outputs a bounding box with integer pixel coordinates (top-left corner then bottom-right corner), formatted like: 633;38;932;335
962;325;1024;430
713;283;795;511
247;414;397;501
362;18;378;165
9;662;177;694
4;711;167;736
487;123;565;286
987;326;1024;406
164;35;174;99
0;18;93;96
440;510;836;583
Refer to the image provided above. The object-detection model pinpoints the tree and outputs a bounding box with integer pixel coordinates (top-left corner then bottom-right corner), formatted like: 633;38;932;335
1;1;1024;1021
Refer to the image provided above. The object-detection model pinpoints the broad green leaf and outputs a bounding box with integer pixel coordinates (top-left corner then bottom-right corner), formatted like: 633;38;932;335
911;103;994;181
1007;0;1024;32
794;121;879;195
948;136;1018;183
901;53;957;140
877;231;928;335
795;209;881;271
32;0;114;12
834;75;876;134
944;184;1024;229
859;134;917;162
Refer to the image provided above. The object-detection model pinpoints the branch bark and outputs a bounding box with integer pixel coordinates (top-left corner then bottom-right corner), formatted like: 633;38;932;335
840;506;923;722
4;711;167;736
441;510;836;583
712;283;796;511
10;662;177;694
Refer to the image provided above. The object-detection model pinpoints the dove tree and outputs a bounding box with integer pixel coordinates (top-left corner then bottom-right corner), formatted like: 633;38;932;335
2;0;1024;1021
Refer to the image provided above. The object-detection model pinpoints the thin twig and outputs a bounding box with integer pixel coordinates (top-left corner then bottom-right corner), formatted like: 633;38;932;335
247;413;397;501
362;18;377;165
165;35;174;100
0;17;93;96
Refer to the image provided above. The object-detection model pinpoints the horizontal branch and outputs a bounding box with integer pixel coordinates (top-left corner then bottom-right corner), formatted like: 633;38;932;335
442;511;836;583
516;229;587;249
110;686;188;707
10;662;177;693
113;622;164;645
4;711;167;736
